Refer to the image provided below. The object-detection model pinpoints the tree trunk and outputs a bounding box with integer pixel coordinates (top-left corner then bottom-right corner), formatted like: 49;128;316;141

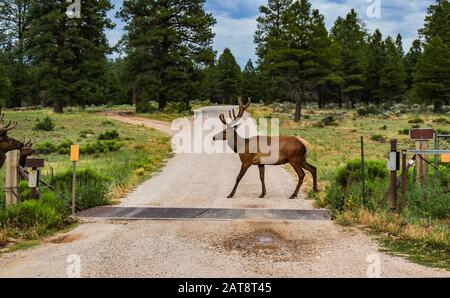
53;100;64;114
294;95;302;122
132;88;138;106
40;91;47;107
434;100;443;113
338;86;343;108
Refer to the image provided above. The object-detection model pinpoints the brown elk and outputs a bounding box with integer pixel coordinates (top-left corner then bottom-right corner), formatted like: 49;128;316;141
0;113;24;168
19;139;35;168
212;98;318;199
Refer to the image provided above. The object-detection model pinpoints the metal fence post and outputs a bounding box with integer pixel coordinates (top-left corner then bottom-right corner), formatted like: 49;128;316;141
361;136;366;207
390;139;398;211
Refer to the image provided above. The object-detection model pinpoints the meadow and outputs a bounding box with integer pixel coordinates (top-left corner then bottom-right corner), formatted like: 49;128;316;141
251;103;450;269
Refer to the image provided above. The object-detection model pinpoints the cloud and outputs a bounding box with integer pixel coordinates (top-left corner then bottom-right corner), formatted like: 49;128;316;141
106;0;435;64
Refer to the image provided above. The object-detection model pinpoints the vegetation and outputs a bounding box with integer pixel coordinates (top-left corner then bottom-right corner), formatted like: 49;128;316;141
0;109;172;249
251;104;450;269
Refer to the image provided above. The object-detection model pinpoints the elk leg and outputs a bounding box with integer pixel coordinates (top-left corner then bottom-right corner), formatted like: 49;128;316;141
228;164;250;198
302;162;318;192
258;165;266;198
289;161;306;199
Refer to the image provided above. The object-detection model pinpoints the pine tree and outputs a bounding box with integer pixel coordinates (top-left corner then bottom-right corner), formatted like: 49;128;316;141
27;0;114;113
395;34;405;58
119;0;216;111
216;48;241;104
255;0;293;103
414;37;450;112
241;59;261;102
0;0;33;107
0;52;11;106
404;39;422;90
365;29;385;104
331;9;367;108
380;36;406;102
420;0;450;46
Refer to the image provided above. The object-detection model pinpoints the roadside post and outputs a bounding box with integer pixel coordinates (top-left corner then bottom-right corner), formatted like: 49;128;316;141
409;128;434;185
71;145;80;215
360;136;366;207
5;150;20;206
25;158;45;199
387;139;399;211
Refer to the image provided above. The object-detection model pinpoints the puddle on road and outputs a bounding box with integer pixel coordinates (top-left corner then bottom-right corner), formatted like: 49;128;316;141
219;228;316;262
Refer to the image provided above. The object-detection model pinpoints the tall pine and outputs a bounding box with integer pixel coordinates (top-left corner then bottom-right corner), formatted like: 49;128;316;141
119;0;216;111
216;48;241;104
365;29;385;104
404;39;422;91
380;36;406;102
241;59;261;101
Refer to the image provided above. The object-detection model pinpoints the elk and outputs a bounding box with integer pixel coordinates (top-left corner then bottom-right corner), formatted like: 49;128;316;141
19;139;35;168
212;98;318;199
0;113;24;168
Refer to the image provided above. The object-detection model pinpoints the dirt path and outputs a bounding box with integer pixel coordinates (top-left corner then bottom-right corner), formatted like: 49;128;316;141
0;107;448;277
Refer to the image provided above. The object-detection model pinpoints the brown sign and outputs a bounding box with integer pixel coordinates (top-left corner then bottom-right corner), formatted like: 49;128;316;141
25;158;45;168
410;128;435;140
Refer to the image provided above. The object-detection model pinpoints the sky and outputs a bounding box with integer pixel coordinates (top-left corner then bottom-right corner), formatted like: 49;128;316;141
107;0;435;67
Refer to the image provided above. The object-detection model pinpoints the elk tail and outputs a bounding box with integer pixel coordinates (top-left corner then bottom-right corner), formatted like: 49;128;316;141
296;137;311;156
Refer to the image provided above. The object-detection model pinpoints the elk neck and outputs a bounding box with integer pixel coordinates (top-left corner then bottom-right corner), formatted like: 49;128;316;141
227;129;246;153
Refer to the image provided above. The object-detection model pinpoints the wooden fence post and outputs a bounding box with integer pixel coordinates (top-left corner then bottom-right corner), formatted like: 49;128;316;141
415;140;429;185
5;150;20;206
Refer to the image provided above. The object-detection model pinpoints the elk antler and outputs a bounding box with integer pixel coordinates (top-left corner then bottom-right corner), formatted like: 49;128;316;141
0;113;18;135
219;97;251;126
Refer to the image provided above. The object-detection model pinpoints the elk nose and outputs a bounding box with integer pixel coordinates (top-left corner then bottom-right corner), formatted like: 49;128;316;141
212;136;216;141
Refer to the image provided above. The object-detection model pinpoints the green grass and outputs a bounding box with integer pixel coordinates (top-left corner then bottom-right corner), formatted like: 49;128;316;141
1;108;172;205
251;104;450;270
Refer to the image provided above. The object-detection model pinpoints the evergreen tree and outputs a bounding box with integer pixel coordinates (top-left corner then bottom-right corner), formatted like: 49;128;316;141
216;48;241;104
27;0;114;113
404;39;422;90
380;36;406;102
255;0;293;102
0;53;11;106
0;0;33;107
414;37;450;112
119;0;216;111
331;9;367;108
241;59;261;102
395;34;405;58
420;0;450;46
365;29;385;104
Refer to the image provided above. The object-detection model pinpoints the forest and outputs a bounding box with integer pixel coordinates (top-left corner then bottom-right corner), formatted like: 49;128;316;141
0;0;449;119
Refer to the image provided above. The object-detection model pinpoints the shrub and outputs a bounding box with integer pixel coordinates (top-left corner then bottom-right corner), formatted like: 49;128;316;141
53;168;110;210
380;125;388;130
34;116;55;131
371;134;387;143
164;101;191;113
80;140;123;155
0;192;69;237
433;117;450;124
408;118;424;124
335;159;388;188
98;130;119;140
315;115;339;127
101;120;115;126
56;139;73;155
357;105;381;116
80;129;95;138
399;128;410;135
35;141;57;154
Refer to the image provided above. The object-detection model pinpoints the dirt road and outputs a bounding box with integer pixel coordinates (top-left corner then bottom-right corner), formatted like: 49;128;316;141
0;107;448;277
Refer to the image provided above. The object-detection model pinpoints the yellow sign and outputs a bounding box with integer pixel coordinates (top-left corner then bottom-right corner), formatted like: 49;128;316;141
71;145;79;162
442;154;450;163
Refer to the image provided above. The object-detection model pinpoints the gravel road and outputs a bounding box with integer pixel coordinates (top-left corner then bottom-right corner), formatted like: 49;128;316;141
0;107;448;278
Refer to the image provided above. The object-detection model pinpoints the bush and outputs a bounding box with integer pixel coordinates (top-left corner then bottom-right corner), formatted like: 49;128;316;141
399;128;410;135
315;115;339;127
56;139;73;155
80;129;95;138
371;134;387;143
98;130;119;140
380;125;388;130
164;101;191;113
0;192;69;237
35;141;57;154
357;105;381;116
408;118;424;124
34;116;55;131
335;159;388;188
433;117;450;124
53;168;111;210
80;140;123;155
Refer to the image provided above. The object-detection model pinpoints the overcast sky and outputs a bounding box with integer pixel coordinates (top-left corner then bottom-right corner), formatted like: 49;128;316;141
107;0;434;67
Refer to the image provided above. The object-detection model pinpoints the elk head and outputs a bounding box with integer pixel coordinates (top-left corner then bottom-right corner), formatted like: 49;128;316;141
212;97;251;141
0;113;23;152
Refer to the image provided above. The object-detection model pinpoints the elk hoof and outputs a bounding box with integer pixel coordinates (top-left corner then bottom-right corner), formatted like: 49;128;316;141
289;195;298;200
259;194;266;198
227;194;234;199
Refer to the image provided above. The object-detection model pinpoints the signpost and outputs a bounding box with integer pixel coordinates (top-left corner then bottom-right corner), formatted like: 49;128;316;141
25;158;45;199
71;145;79;215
